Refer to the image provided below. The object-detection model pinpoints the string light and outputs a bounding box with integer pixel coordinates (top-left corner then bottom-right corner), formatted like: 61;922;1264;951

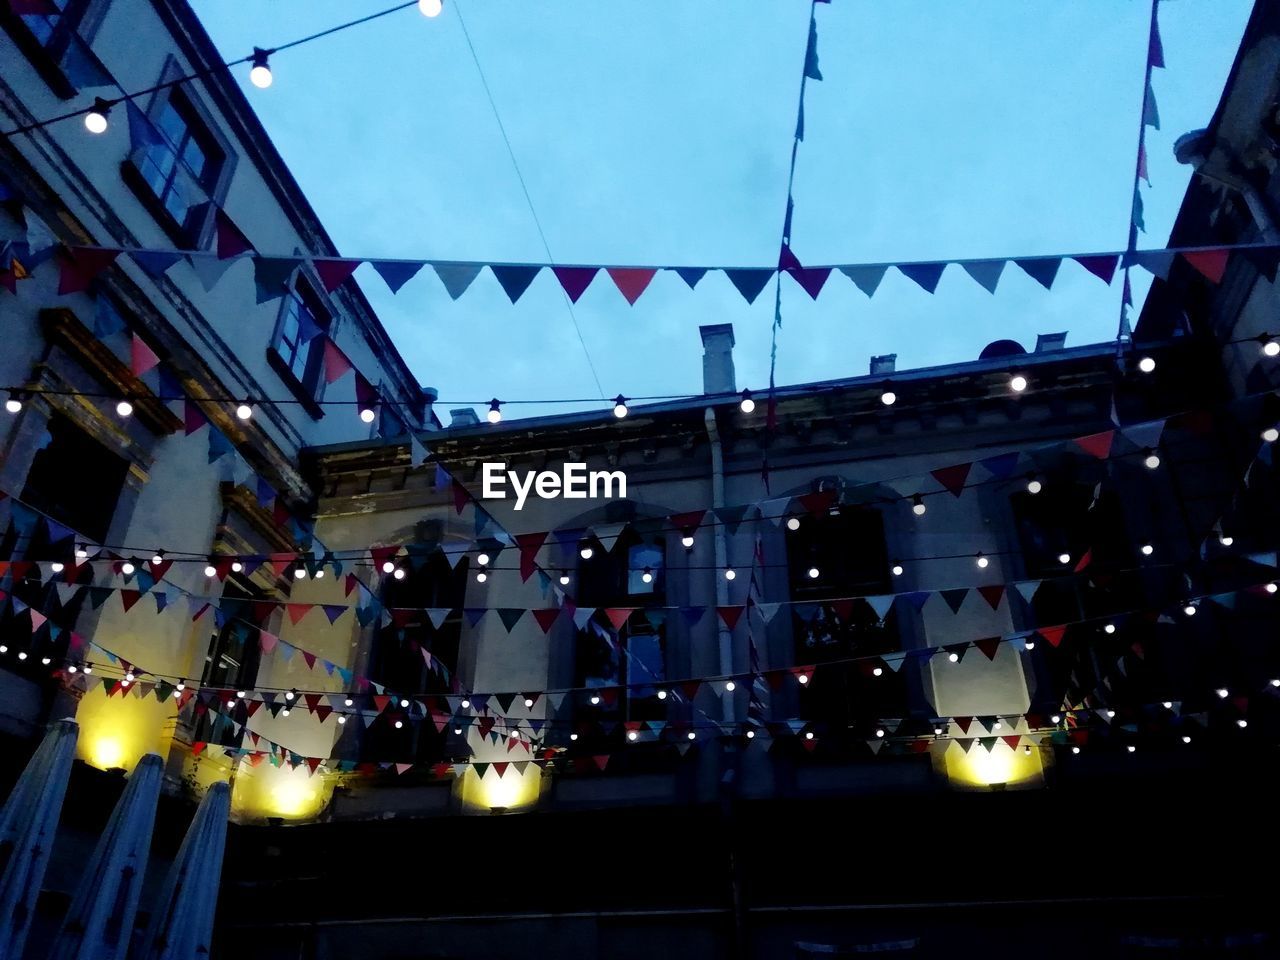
50;561;63;573
891;562;904;576
175;678;184;691
116;399;133;418
1262;426;1278;443
418;0;443;15
872;666;883;677
231;560;244;573
590;694;601;705
40;656;51;665
1071;746;1081;754
399;698;410;708
612;395;629;419
477;552;491;566
17;652;27;661
124;670;135;682
84;98;110;134
579;544;594;560
381;560;396;574
1215;687;1228;699
487;399;502;424
805;731;814;741
236;689;246;699
460;697;470;709
1219;534;1233;547
1236;719;1248;729
641;567;653;584
724;680;735;692
681;534;695;549
394;720;403;729
1267;583;1278;594
4;391;21;414
879;383;896;406
75;544;89;559
293;567;306;580
476;571;487;583
1181;735;1191;744
569;733;579;741
1137;356;1156;373
657;689;667;700
786;517;800;531
344;696;354;707
204;562;217;577
1023;744;1032;755
745;729;755;739
724;568;736;581
1105;709;1116;719
120;560;135;576
875;727;885;738
807;566;819;580
948;651;960;663
338;715;347;724
797;674;809;685
1023;638;1035;650
1127;745;1137;754
687;731;696;741
1009;373;1028;393
1262;335;1280;357
1183;603;1197;617
1104;623;1116;634
151;550;164;565
1057;552;1070;565
739;389;755;413
285;689;296;701
523;696;534;708
248;48;273;88
559;572;570;585
235;401;253;421
975;553;988;569
1140;543;1154;556
912;495;926;517
1143;449;1160;470
393;567;406;580
1161;700;1173;709
1026;475;1042;494
628;731;638;741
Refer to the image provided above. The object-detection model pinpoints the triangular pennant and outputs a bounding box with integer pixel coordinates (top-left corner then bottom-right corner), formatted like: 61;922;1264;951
497;608;525;632
372;259;426;294
960;259;1005;293
606;267;656;305
1014;258;1062;289
1074;430;1115;459
673;266;707;289
532;608;560;633
974;636;1001;661
717;606;745;631
1182;249;1229;284
931;462;971;497
490;264;541;303
898;261;946;293
840;264;888;297
1074;254;1119;285
724;268;773;304
939;588;968;614
553;266;598;303
976;585;1004;610
252;257;299;303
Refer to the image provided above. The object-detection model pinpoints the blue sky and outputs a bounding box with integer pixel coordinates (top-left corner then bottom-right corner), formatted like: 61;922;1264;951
193;0;1252;419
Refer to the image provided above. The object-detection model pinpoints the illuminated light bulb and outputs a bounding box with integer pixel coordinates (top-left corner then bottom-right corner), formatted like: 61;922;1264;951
285;689;295;701
1215;687;1228;699
120;561;135;576
235;401;253;421
993;720;1002;730
84;98;110;133
151;550;164;565
236;690;246;699
1238;719;1249;729
1183;604;1197;617
875;728;885;738
807;566;819;580
343;696;354;707
360;405;376;424
1266;583;1277;594
872;666;883;677
68;663;77;673
891;562;904;576
1262;336;1280;357
476;571;487;583
1219;535;1233;547
1144;450;1160;470
174;678;184;690
382;560;395;574
116;399;133;417
786;517;800;531
948;652;959;663
4;392;21;414
975;553;989;569
1105;709;1116;719
1026;476;1042;494
1104;623;1116;634
627;731;638;741
460;697;472;709
1126;745;1136;753
934;726;943;735
1160;700;1173;710
523;697;534;708
590;695;601;705
231;560;243;573
724;681;735;692
656;689;667;700
1057;552;1071;565
1271;679;1280;688
559;572;570;585
880;387;896;406
805;731;814;741
1071;746;1080;755
76;543;89;559
580;545;594;560
338;715;347;724
124;671;135;682
912;495;926;517
313;568;325;579
1023;744;1032;755
1009;374;1028;393
50;561;64;573
1141;543;1154;556
1263;427;1279;443
1137;356;1156;373
797;674;809;685
739;389;755;413
681;534;695;549
0;645;7;654
1024;639;1036;651
399;698;410;708
393;568;406;580
83;663;92;674
487;399;502;424
1051;714;1061;724
418;0;443;16
41;657;50;665
281;706;291;716
570;733;579;741
1182;735;1191;744
612;395;629;418
687;731;696;741
745;729;755;739
294;567;306;580
394;720;403;729
641;567;653;584
249;48;272;88
724;568;736;581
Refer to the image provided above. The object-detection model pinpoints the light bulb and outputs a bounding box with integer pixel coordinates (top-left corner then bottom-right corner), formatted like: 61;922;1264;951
1010;374;1028;393
590;695;601;705
1219;535;1233;547
204;564;217;577
50;561;64;573
523;697;534;708
681;534;694;549
1237;719;1248;729
613;396;629;418
235;402;253;421
891;563;904;576
285;690;295;700
18;651;28;661
41;656;50;665
1104;623;1116;634
1184;604;1197;617
1161;701;1173;709
1024;640;1035;651
116;399;133;417
580;546;594;560
476;571;487;583
975;553;989;569
1023;745;1032;755
359;406;377;423
807;566;819;580
1137;356;1156;373
280;706;291;716
739;390;755;413
1182;735;1191;743
477;552;490;566
399;698;410;708
1057;552;1070;565
880;389;896;406
314;569;324;579
382;560;395;574
1127;745;1136;753
175;679;184;690
84;99;110;134
559;573;570;585
124;671;135;682
805;731;814;741
75;544;88;559
231;560;243;573
687;731;696;741
68;663;77;673
628;731;638;741
745;729;755;739
4;394;20;414
1271;678;1280;687
1215;687;1228;699
948;652;960;663
1027;477;1042;494
993;720;1002;729
393;568;406;580
934;726;943;735
1144;451;1161;470
641;567;653;584
1071;746;1080;754
338;715;347;724
570;733;579;741
0;645;8;654
294;567;306;580
418;0;443;16
121;560;135;576
1105;709;1116;719
236;689;246;699
657;689;667;700
797;674;809;685
724;568;736;581
1266;583;1278;594
875;728;885;738
487;399;502;424
786;517;800;531
1262;427;1278;443
151;551;164;565
872;667;883;677
1263;336;1280;357
344;696;354;706
249;48;272;88
912;496;926;516
1141;543;1154;556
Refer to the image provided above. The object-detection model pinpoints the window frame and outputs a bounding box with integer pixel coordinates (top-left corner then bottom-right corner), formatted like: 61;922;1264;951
0;0;108;100
267;273;330;418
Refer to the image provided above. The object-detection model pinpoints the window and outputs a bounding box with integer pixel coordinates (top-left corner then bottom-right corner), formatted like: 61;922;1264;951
269;278;329;411
18;0;74;47
784;508;901;738
3;0;103;85
133;91;223;239
200;578;265;691
21;413;128;543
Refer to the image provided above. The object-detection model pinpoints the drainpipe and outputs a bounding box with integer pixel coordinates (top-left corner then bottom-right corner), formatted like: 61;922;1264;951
704;407;734;722
1174;128;1280;243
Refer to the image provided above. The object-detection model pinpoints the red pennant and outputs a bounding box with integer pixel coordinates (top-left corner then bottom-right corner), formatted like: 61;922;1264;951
371;545;399;570
286;603;311;625
515;531;547;583
1073;255;1118;285
304;693;324;713
976;585;1004;610
668;510;706;534
58;246;120;294
717;605;745;630
931;462;972;497
1038;625;1067;647
306;757;322;774
493;761;510;778
796;489;836;517
314;258;361;292
1001;735;1022;751
974;636;1001;660
603;608;633;631
117;589;141;612
1074;430;1115;459
831;599;856;622
606;267;656;305
302;650;316;670
191;741;207;756
1073;549;1093;573
344;573;359;597
214;210;254;259
591;754;610;771
452;480;470;515
552;266;598;302
372;694;391;712
130;334;160;376
269;553;296;579
321;339;353;384
954;717;974;734
532;609;560;633
1182;249;1229;284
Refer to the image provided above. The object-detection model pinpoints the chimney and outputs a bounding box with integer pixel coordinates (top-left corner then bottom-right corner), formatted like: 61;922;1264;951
449;407;479;428
1035;332;1068;353
699;323;736;395
421;387;438;429
869;354;896;376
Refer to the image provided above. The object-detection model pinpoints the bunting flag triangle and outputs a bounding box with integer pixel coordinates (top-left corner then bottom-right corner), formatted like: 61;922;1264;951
1074;430;1115;459
58;246;120;295
252;256;299;302
1182;249;1229;284
1038;625;1067;648
322;339;353;384
531;608;560;633
497;608;525;632
976;585;1004;610
724;268;774;304
680;606;705;627
881;652;907;673
1014;258;1061;289
607;267;656;305
490;264;541;303
898;261;946;293
313;259;361;292
864;595;894;621
1074;254;1119;284
1126;249;1176;280
553;266;598;302
939;588;968;614
572;607;596;630
715;504;752;536
979;451;1020;479
514;531;547;582
840;264;888;297
673;266;706;289
1013;580;1042;604
602;608;633;632
931;462;971;497
214;210;253;259
960;259;1005;293
717;606;745;631
755;602;782;624
424;608;451;630
372;259;426;294
974;636;1001;661
464;608;487;627
130;333;161;376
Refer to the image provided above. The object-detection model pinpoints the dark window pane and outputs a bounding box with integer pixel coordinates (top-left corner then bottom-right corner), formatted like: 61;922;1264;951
21;414;127;543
